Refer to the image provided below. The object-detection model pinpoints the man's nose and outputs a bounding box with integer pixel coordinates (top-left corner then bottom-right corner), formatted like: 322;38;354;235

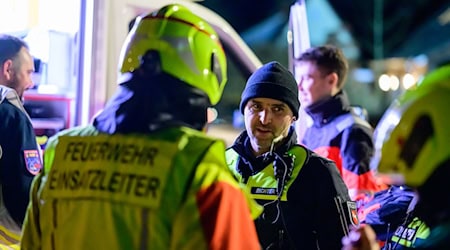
27;77;35;90
297;81;304;92
28;81;35;89
259;109;272;124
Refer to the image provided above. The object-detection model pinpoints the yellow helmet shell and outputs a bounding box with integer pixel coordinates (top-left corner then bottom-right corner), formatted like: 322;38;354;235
118;4;227;105
378;65;450;187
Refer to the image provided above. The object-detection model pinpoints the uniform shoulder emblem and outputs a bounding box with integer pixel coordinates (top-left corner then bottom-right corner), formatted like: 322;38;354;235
347;201;360;227
23;150;42;175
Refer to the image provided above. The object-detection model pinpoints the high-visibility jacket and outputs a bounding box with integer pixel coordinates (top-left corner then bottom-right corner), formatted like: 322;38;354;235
226;128;358;249
21;125;261;250
0;86;42;248
387;216;430;249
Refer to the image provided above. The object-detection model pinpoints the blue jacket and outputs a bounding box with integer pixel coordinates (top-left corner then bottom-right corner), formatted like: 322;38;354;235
302;90;385;199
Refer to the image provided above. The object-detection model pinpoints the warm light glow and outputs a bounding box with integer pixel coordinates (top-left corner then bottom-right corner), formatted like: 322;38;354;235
389;75;399;91
0;0;29;32
378;74;391;91
39;0;80;33
378;74;403;91
402;73;416;89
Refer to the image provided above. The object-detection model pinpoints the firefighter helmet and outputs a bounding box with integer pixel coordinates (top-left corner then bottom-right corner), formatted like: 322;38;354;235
118;4;227;105
377;65;450;187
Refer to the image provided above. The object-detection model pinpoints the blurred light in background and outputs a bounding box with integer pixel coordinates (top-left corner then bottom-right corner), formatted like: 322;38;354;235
402;73;416;89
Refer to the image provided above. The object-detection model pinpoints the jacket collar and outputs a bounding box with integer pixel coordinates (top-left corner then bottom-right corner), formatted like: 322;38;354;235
305;90;351;125
230;126;298;177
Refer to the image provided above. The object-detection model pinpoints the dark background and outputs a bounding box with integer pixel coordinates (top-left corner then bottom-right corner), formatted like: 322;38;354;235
200;0;450;65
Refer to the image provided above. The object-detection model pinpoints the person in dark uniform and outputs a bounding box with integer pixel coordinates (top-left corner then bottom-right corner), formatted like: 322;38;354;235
226;61;358;249
0;34;42;245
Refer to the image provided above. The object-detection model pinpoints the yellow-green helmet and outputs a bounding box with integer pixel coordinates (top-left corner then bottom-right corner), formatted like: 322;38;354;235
377;65;450;187
118;4;227;105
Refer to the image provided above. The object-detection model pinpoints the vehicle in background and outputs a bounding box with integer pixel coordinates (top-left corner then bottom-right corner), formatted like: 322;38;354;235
28;0;264;148
287;0;312;142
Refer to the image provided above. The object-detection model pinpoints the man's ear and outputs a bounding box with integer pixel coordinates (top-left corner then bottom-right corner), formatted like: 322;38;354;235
291;116;297;124
327;72;341;95
326;72;338;86
1;60;13;80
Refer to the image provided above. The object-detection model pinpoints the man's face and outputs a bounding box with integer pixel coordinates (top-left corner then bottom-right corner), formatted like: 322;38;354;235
244;97;296;156
3;47;35;99
296;61;334;107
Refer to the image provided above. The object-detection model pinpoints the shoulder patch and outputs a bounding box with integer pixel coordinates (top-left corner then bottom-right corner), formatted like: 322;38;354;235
23;150;42;175
347;201;360;227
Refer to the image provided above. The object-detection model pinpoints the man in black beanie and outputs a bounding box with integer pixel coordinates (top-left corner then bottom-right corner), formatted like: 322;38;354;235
226;61;357;249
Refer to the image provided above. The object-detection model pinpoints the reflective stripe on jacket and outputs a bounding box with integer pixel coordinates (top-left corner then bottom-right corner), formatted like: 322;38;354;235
226;146;307;201
0;86;41;245
0;223;20;249
226;144;356;249
302;91;385;199
388;217;430;249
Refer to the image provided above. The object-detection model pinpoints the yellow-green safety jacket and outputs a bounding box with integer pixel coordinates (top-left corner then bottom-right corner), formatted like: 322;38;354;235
226;129;357;249
21;125;261;250
387;217;430;249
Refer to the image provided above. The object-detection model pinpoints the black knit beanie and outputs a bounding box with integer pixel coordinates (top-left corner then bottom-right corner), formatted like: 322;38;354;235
239;61;300;117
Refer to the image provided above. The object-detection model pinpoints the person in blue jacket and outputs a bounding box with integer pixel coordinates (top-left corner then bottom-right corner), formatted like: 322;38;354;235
0;34;41;245
296;45;386;201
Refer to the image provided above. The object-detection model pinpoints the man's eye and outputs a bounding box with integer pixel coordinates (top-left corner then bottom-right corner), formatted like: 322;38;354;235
273;107;283;112
251;104;260;110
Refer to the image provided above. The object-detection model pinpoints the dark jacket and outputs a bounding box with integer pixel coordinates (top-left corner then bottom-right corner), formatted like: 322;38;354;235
0;93;41;227
226;127;357;249
302;90;384;198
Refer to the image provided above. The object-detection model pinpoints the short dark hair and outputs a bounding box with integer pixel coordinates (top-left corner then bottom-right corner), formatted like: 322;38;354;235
0;34;29;67
297;45;348;89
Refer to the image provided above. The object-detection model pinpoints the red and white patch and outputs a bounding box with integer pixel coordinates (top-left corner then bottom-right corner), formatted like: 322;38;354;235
23;150;42;175
347;201;360;227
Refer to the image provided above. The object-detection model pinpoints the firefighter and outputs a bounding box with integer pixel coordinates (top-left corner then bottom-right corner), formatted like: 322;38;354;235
0;34;41;249
342;64;450;249
21;4;261;249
